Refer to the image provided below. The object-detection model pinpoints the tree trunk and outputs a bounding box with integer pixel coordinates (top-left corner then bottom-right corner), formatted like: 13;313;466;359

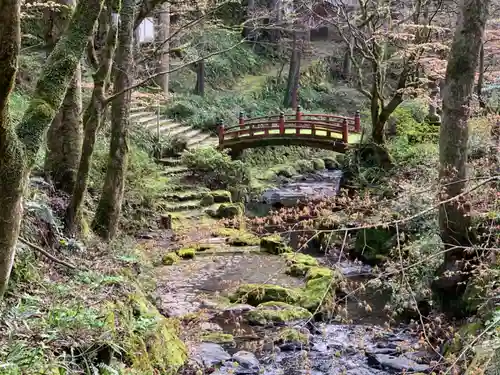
284;33;301;108
155;2;170;96
44;0;83;193
92;0;135;240
477;41;486;109
243;0;255;39
434;0;490;316
0;0;104;298
44;64;83;193
341;37;353;80
65;10;118;235
195;59;205;96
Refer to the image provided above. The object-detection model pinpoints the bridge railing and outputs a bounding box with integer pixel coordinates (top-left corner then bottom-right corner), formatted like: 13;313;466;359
218;106;361;145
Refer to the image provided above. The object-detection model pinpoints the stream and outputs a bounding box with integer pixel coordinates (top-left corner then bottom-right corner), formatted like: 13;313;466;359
155;170;436;374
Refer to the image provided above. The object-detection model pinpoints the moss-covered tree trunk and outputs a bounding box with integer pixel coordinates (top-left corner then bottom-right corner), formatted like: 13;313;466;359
92;0;135;240
284;33;301;109
434;0;490;316
44;0;84;193
0;0;104;298
65;8;118;235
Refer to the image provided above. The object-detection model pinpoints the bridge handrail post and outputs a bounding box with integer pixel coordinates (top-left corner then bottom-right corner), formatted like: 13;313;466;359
295;105;302;121
279;111;285;135
354;110;361;132
342;118;349;143
239;111;245;129
217;119;225;145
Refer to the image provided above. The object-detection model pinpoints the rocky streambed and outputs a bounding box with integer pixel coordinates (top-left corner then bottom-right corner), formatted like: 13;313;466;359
154;170;436;375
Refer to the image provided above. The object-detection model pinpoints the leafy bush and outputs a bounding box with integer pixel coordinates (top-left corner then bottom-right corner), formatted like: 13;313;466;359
390;107;438;144
181;147;251;191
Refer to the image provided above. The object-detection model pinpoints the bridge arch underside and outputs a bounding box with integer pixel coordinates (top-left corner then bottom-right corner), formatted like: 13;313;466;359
221;136;349;157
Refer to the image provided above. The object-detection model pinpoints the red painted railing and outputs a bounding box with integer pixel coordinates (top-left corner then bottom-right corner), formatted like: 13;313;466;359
218;106;361;146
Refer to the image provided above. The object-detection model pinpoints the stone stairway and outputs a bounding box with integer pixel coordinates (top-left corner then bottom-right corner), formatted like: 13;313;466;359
129;106;218;150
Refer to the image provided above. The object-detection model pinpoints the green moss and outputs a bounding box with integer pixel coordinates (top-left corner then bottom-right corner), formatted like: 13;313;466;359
273;165;296;178
213;227;260;246
200;193;215;206
260;235;292;254
276;327;309;345
215;203;244;219
312;158;326;170
246;302;312;325
294;160;314;173
286;263;311;277
201;332;235;344
105;292;187;373
282;253;319;267
176;248;196;259
162;252;181;265
298;271;343;314
443;322;483;357
305;267;333;281
229;284;301;306
211;190;232;203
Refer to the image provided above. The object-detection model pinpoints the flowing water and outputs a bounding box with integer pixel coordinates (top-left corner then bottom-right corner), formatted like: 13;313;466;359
156;170;435;374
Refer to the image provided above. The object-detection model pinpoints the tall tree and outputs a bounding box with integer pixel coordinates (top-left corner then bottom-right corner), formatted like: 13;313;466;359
434;0;490;315
65;4;119;235
92;0;135;240
0;0;104;298
44;0;84;193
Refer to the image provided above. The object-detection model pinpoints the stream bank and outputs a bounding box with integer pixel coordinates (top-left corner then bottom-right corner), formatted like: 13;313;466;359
153;169;438;375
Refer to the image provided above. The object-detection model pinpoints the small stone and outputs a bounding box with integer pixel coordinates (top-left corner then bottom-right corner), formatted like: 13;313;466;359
223;304;255;314
366;353;430;373
200;322;223;332
195;343;231;368
232;351;260;374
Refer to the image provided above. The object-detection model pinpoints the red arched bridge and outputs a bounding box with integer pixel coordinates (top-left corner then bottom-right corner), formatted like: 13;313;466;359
217;106;362;155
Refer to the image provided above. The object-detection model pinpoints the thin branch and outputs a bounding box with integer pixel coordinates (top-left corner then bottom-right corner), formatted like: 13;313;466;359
18;237;77;269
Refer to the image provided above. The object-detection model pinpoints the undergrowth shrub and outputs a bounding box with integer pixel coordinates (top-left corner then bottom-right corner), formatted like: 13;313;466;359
181;147;251;191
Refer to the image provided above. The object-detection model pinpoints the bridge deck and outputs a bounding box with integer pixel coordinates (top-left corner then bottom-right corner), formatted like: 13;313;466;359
218;108;362;154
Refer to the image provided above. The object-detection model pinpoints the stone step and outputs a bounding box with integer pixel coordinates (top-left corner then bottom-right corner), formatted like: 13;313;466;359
187;133;212;146
157;157;183;166
161;166;189;176
144;118;180;131
164;189;208;201
130;105;152;113
159;124;193;137
164;199;201;212
129;110;155;120
132;114;159;124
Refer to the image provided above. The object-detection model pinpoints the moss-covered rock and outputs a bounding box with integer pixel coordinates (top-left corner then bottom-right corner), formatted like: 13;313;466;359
282;253;319;267
295;160;315;173
230;284;301;306
275;327;310;345
246;301;312;325
216;203;244;219
200;193;215;206
211;190;232;203
106;292;187;374
312;158;326;170
323;157;339;170
162;252;181;265
260;235;292;254
214;227;260;246
176;248;196;259
201;332;235;344
298;270;343;314
353;227;397;265
443;322;483;357
274;165;296;178
305;267;334;281
286;263;312;277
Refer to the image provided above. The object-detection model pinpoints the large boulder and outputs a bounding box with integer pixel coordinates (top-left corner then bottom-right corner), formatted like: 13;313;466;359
215;203;244;219
229;284;301;306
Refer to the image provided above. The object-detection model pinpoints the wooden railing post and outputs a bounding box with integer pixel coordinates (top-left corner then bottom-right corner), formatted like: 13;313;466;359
279;111;285;135
218;119;224;145
239;111;245;129
295;105;302;135
354;110;361;132
342;119;349;143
